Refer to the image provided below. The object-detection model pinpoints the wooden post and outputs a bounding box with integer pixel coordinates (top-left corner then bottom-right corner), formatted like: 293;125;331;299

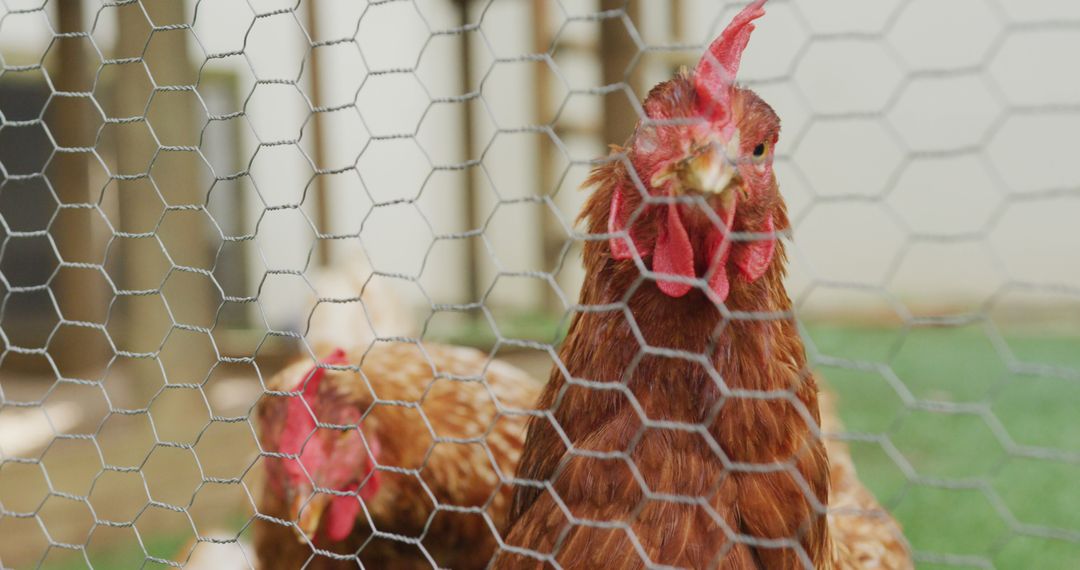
671;0;685;44
304;0;331;267
456;0;482;309
531;0;564;313
113;0;215;405
50;0;109;377
600;0;643;146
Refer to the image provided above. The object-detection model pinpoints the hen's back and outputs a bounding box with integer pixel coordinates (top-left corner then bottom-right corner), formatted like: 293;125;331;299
820;392;914;570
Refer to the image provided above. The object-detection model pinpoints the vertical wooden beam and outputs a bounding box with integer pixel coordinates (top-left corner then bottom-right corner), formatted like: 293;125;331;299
531;0;562;313
51;0;108;376
113;0;160;403
114;0;214;404
456;0;482;308
599;0;642;146
51;1;89;200
304;0;331;267
671;0;685;43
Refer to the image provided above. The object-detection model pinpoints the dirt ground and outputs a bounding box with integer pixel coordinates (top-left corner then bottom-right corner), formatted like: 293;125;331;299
0;350;553;569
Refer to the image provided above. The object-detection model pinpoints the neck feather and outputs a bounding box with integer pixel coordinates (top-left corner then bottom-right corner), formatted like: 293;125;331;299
557;166;809;424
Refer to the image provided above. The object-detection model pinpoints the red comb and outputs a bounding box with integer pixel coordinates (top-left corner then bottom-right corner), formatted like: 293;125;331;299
279;348;350;480
298;347;349;398
695;0;768;125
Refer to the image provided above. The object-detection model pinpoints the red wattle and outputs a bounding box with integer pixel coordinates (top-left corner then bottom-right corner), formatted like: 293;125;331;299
706;231;733;302
734;214;776;281
326;493;362;541
359;435;381;502
705;196;738;301
608;185;651;260
653;202;695;297
608;185;634;260
324;433;380;541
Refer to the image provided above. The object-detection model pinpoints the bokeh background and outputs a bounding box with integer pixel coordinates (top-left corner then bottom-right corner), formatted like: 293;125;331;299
1;0;1079;568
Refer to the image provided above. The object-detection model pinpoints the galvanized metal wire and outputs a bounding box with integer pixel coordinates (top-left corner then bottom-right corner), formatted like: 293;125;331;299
1;0;1079;568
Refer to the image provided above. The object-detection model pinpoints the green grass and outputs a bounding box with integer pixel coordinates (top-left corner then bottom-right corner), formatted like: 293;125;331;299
42;533;191;570
40;514;255;570
431;318;1080;567
40;322;1080;569
806;323;1080;569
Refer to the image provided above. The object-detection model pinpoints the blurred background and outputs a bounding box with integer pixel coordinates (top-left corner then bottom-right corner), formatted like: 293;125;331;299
1;0;1078;568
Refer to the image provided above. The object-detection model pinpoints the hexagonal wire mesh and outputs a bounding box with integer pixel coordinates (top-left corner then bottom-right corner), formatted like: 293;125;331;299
0;0;1078;568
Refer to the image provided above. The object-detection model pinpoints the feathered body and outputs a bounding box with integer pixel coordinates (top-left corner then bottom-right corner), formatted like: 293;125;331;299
499;151;832;569
497;1;910;568
255;342;539;569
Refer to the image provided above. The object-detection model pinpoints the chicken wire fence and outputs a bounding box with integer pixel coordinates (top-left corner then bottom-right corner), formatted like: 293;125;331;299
0;0;1078;568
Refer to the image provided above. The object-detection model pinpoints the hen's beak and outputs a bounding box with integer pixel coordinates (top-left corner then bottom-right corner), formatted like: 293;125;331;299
689;142;739;196
653;138;741;197
291;490;330;542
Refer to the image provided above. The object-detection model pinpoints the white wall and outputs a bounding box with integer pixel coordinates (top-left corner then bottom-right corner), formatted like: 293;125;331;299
681;0;1080;320
3;0;1078;328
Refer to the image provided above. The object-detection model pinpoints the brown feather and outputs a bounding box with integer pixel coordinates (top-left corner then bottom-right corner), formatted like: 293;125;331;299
498;146;831;568
255;342;540;569
820;392;914;570
498;73;908;569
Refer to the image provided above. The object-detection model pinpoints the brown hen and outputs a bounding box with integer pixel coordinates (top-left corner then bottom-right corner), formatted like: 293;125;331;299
254;343;539;569
495;1;910;568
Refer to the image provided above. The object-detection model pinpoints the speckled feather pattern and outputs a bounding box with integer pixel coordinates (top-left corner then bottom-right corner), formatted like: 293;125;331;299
819;393;913;570
255;343;540;569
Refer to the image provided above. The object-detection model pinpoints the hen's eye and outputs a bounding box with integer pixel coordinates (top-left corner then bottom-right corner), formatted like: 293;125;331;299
753;143;767;158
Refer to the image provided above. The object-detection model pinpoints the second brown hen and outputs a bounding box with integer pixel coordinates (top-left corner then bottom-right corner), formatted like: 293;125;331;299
819;392;913;569
254;342;539;569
